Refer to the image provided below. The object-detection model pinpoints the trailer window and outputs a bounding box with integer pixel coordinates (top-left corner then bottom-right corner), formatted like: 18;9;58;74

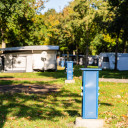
103;57;109;62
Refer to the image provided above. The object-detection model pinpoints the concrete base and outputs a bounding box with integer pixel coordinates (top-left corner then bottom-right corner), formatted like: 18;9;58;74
75;117;104;128
65;80;75;84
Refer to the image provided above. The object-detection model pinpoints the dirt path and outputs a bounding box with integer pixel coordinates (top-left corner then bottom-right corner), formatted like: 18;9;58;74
0;78;57;81
0;83;61;94
0;78;61;94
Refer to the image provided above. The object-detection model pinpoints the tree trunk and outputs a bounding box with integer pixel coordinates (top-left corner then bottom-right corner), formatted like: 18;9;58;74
2;41;6;48
115;36;119;70
85;45;89;68
76;45;79;65
1;28;6;48
84;0;89;68
123;39;127;53
67;51;69;61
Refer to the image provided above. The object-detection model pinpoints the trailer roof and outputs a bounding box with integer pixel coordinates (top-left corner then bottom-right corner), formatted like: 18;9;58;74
0;45;59;51
99;52;128;57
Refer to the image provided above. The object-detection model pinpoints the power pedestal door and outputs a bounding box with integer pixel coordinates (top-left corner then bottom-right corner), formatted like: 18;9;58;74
67;61;73;80
61;60;64;67
81;68;101;119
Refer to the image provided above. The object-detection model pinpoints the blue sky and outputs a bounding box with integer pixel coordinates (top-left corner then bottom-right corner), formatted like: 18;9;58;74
41;0;73;14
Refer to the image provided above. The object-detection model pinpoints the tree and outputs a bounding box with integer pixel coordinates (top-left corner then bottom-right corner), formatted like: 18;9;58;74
90;33;116;55
72;0;109;67
29;14;47;45
0;0;45;47
45;5;76;60
43;9;61;45
108;0;128;70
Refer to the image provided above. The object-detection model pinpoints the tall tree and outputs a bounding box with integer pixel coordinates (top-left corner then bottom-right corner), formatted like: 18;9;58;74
52;4;76;60
43;9;61;45
73;0;108;67
0;0;44;47
108;0;128;70
90;33;116;55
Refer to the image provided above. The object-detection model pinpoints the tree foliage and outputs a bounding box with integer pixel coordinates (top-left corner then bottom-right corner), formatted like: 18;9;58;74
0;0;45;47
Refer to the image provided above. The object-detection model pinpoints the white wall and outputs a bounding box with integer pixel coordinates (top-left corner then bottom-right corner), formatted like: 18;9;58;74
4;50;57;72
117;57;128;71
5;51;56;72
4;54;13;71
26;55;33;72
12;56;27;70
32;51;56;70
33;54;44;70
4;52;33;72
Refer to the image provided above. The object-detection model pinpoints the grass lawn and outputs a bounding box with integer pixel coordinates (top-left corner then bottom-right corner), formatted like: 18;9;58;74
0;66;127;128
73;65;128;79
0;65;128;79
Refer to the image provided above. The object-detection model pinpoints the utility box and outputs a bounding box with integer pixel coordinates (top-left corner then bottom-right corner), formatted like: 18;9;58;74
67;61;73;80
61;60;64;67
80;68;101;119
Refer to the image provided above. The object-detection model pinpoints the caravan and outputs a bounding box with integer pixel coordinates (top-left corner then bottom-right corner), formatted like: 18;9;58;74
98;53;128;71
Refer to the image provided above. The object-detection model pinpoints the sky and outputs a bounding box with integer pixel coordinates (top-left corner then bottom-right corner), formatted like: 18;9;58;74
41;0;73;14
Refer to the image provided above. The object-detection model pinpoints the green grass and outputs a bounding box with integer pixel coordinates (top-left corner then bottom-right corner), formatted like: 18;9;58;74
74;65;128;79
99;70;128;79
0;66;128;127
0;80;127;128
99;82;128;128
0;71;66;79
0;81;81;128
0;65;128;79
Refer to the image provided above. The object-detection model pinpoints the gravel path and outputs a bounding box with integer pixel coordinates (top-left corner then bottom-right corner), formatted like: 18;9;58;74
0;77;128;83
99;78;128;83
79;76;128;83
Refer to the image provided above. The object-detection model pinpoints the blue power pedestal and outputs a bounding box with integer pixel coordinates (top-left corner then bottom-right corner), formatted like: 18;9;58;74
61;60;64;67
67;61;73;80
80;68;102;119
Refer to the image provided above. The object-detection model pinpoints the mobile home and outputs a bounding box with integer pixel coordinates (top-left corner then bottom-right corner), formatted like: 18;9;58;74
0;45;59;72
99;53;128;70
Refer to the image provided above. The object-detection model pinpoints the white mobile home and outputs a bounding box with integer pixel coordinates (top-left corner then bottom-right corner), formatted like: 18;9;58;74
99;53;128;71
0;45;59;72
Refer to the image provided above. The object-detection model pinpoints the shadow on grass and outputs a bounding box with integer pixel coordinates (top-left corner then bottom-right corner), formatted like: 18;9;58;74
99;70;128;79
36;65;82;78
99;102;114;106
73;66;128;79
38;70;67;79
0;82;60;94
0;83;81;128
0;76;14;78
